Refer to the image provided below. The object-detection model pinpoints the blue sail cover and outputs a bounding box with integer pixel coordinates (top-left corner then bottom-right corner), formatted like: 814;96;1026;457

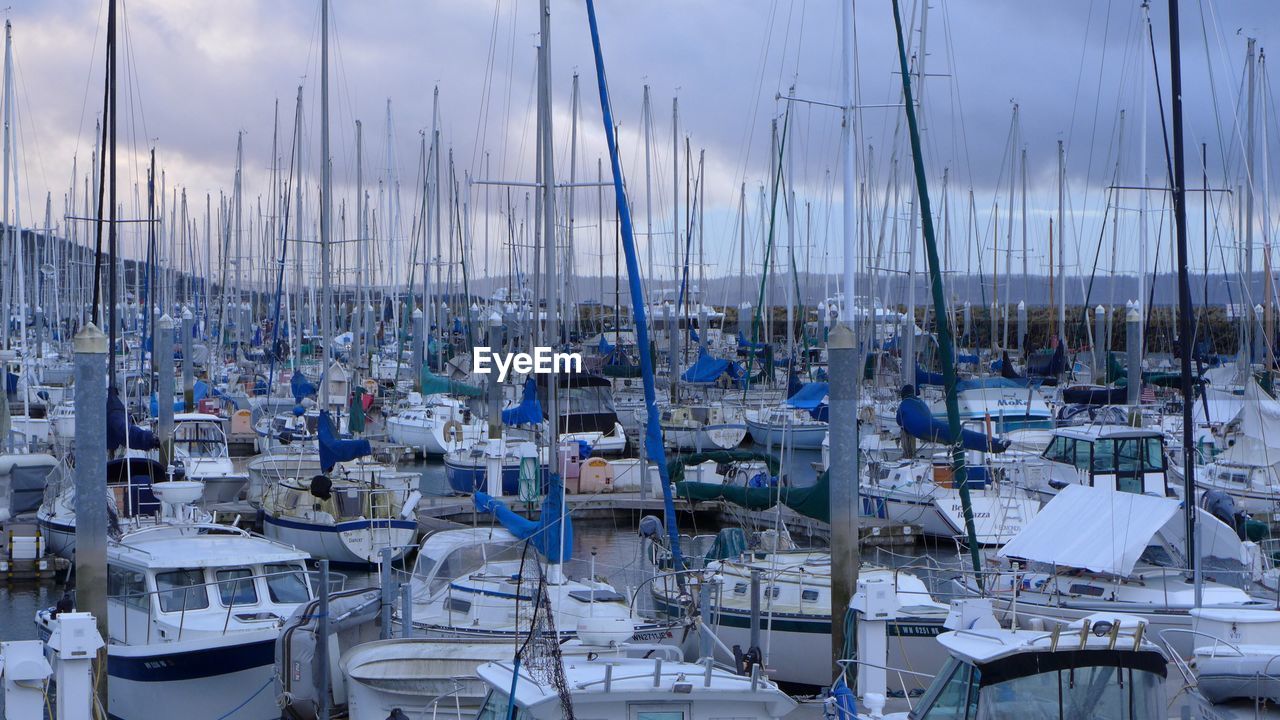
896;395;1009;453
107;388;159;452
915;367;945;387
786;382;830;411
318;410;371;472
598;334;615;356
148;380;209;416
472;480;572;564
682;348;741;384
736;331;768;351
502;378;544;426
291;372;317;403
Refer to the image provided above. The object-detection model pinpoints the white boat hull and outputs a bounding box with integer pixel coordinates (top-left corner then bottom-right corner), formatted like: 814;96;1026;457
263;514;416;565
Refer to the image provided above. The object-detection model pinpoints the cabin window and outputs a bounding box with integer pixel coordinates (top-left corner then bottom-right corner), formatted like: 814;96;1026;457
173;422;224;457
446;596;472;614
733;582;748;595
1072;440;1092;469
1143;437;1165;472
108;567;148;610
1092;439;1115;472
475;690;531;720
919;658;979;719
216;568;259;607
1043;436;1069;463
156;569;210;613
334;488;364;519
265;563;310;604
973;662;1162;720
801;589;820;602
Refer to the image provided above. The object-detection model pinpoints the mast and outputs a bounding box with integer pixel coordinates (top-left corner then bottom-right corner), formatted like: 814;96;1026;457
537;0;562;580
1139;0;1150;351
890;0;984;581
319;0;332;401
1057;140;1066;343
672;96;679;295
1166;0;1198;606
1245;37;1257;366
0;21;10;354
829;0;862;682
643;85;653;291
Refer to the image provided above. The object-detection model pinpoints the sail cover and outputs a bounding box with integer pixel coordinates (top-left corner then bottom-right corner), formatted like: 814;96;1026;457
896;395;1009;453
420;367;484;398
502;378;544;426
291;372;317;403
317;410;371;473
107;388;159;452
472;480;572;564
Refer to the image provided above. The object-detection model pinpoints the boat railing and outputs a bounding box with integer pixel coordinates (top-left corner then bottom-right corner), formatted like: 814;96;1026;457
834;659;935;712
1156;627;1243;688
108;566;316;644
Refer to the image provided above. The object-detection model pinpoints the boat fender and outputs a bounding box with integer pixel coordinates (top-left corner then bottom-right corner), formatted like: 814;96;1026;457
309;475;332;501
443;420;463;443
399;491;421;519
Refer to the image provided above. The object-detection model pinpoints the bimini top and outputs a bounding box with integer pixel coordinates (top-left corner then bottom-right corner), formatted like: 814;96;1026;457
110;524;309;569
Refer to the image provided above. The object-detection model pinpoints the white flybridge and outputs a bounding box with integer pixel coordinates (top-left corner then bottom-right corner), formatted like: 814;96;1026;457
966;483;1268;658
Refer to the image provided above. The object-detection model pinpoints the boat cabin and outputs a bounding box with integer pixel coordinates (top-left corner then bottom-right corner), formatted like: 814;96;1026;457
1040;425;1169;496
93;524;310;645
909;614;1165;720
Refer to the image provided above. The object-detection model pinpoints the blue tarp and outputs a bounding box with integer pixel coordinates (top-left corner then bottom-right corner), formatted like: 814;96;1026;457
896;395;1008;453
473;475;573;563
957;353;979;364
149;380;209;416
291;372;317;403
107;388;159;452
682;348;740;384
786;382;829;411
317;410;371;472
502;378;544;426
598;334;615;356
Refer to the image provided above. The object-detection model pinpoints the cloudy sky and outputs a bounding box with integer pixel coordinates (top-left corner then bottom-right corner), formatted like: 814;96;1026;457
5;0;1279;305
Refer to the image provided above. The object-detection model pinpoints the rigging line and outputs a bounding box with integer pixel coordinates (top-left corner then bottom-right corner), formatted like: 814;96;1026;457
71;0;107;164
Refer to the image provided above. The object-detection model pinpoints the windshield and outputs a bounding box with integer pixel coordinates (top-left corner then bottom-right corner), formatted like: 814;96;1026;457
974;662;1162;720
416;540;524;595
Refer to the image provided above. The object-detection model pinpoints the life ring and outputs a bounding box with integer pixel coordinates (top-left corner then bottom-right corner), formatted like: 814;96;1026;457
443;420;463;443
363;378;378;396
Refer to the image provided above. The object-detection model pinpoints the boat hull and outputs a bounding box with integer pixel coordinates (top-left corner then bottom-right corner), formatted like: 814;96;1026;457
745;419;827;450
38;620;281;720
263;514;416;565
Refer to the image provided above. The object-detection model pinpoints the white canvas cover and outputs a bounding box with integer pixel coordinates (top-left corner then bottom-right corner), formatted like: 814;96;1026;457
998;484;1251;576
998;484;1178;576
1193;386;1246;426
1233;380;1280;443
